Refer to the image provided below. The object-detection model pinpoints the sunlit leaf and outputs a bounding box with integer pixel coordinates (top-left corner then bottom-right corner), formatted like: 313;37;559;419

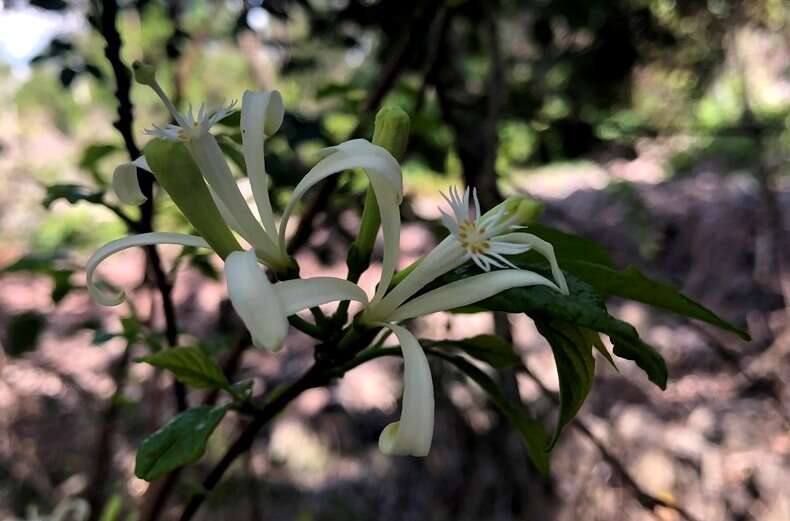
135;405;228;481
139;346;231;391
565;262;749;340
518;226;747;339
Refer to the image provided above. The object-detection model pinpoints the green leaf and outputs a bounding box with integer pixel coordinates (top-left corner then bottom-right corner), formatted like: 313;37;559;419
534;320;595;447
135;405;228;481
51;269;75;303
1;253;75;304
79;143;118;185
525;224;614;267
583;327;618;370
516;225;747;339
440;264;668;389
42;183;104;209
433;352;550;474
98;494;123;521
2;252;64;273
565;262;750;340
120;316;141;342
92;330;119;345
139;347;231;391
423;335;524;369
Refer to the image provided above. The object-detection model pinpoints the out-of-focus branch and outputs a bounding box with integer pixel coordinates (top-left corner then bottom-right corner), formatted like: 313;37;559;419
287;0;443;255
86;341;134;521
521;368;703;521
95;0;186;411
433;7;503;209
178;364;330;521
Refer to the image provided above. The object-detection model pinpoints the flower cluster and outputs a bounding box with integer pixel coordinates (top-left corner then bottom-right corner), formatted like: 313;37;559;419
87;69;567;457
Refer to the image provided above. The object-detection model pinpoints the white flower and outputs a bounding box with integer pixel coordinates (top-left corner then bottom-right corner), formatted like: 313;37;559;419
225;250;368;351
361;186;569;457
145;101;237;143
280;138;403;303
364;186;568;322
111;77;403;275
143;84;289;269
86;232;210;306
87;239;367;351
88;78;406;354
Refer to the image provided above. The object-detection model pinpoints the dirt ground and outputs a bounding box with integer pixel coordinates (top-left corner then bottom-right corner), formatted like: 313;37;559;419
1;164;789;521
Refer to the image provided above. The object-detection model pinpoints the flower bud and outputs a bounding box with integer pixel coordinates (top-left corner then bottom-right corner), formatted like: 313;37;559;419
348;107;410;276
497;195;544;226
132;61;157;86
372;107;410;160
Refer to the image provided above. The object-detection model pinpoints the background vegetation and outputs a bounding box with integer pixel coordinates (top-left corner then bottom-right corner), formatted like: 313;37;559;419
0;0;788;520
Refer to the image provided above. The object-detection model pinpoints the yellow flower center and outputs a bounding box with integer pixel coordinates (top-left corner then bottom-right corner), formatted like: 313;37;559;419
457;219;490;254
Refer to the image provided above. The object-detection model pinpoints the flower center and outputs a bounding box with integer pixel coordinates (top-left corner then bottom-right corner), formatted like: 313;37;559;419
457;219;490;254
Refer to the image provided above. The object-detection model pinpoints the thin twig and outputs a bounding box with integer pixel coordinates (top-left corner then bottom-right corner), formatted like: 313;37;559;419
520;368;703;521
178;364;330;521
96;0;187;411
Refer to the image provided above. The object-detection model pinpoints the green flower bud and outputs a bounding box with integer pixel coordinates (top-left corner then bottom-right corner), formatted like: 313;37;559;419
372;107;410;160
132;61;157;87
348;107;411;278
494;195;545;227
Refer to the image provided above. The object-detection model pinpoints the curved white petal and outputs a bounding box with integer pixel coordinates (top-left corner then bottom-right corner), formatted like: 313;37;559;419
241;90;280;237
375;323;434;457
368;171;401;304
263;90;285;137
279;140;403;249
365;237;467;322
225;250;288;351
389;269;559;322
112;156;150;206
274;277;369;316
87;232;209;306
494;232;569;294
186;133;279;258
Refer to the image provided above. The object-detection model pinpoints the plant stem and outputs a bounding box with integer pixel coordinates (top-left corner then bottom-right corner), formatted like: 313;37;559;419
288;315;324;339
178;363;330;521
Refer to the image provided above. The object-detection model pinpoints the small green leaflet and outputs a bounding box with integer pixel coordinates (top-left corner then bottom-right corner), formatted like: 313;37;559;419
423;334;524;369
135;405;228;481
139;346;231;392
433;352;550;474
42;183;104;209
534;320;595;448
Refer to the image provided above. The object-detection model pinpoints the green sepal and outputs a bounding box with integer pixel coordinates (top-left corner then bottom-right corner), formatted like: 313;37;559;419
144;139;242;259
